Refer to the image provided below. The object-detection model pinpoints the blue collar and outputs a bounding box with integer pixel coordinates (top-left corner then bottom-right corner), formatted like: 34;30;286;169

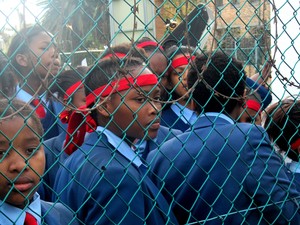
171;102;197;124
287;161;300;173
16;86;47;104
0;193;42;225
96;126;143;167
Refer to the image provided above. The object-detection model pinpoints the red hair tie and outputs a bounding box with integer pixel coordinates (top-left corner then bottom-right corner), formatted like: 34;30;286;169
245;99;261;112
63;81;83;100
291;138;300;151
59;110;71;124
171;55;195;69
136;41;164;50
103;53;126;59
64;73;158;155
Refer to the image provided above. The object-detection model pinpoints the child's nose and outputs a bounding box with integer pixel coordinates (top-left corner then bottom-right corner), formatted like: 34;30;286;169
148;100;161;114
8;151;27;173
48;46;59;58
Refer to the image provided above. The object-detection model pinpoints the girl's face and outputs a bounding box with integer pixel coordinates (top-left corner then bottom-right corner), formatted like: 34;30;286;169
169;54;189;97
26;31;61;79
106;68;162;141
0;117;45;208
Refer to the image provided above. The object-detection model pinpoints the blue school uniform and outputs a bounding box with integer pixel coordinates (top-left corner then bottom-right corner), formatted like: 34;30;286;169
135;125;182;160
161;102;197;132
39;132;68;201
0;193;78;225
147;113;300;225
15;87;65;140
54;127;178;225
39;125;181;201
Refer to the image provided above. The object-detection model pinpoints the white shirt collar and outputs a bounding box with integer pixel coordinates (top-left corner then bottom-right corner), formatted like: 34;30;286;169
287;161;300;173
96;126;143;167
16;85;47;104
0;192;42;225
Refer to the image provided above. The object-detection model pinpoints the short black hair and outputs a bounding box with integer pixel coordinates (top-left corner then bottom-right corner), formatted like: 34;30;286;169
264;98;300;161
0;99;44;137
188;51;246;115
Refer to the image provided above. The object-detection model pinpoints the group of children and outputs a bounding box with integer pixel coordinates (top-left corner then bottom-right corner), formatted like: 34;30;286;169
0;24;300;224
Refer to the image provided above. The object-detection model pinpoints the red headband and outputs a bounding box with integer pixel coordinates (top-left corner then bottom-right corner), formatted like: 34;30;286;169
245;99;261;112
86;73;158;107
136;41;164;50
64;73;158;155
63;81;83;100
103;53;126;59
171;55;195;69
291;138;300;151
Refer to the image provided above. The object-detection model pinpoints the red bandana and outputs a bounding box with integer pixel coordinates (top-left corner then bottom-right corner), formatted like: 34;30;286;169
171;55;195;69
59;110;71;124
291;138;300;151
136;41;164;50
63;81;83;100
103;53;126;59
85;73;158;107
245;99;261;112
64;73;158;155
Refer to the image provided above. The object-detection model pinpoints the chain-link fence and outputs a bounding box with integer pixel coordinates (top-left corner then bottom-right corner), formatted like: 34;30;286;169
0;0;300;224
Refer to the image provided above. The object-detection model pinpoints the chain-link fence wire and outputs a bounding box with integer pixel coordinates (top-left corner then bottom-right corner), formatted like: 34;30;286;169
0;0;300;224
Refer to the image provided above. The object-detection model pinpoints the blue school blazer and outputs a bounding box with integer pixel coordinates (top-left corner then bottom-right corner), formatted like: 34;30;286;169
39;132;68;201
54;131;178;225
42;99;66;140
147;115;300;225
41;201;79;225
160;108;190;132
142;125;182;159
39;125;181;200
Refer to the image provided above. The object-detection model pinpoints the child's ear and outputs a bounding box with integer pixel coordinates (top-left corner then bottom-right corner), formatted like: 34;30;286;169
96;99;111;117
15;54;29;67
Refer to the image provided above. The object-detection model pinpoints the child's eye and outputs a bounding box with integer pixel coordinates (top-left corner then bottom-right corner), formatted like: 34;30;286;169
26;147;39;156
0;149;9;161
136;97;146;103
153;96;161;101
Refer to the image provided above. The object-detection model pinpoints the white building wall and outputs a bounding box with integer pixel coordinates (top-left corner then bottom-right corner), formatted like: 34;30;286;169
271;1;300;102
109;0;155;45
